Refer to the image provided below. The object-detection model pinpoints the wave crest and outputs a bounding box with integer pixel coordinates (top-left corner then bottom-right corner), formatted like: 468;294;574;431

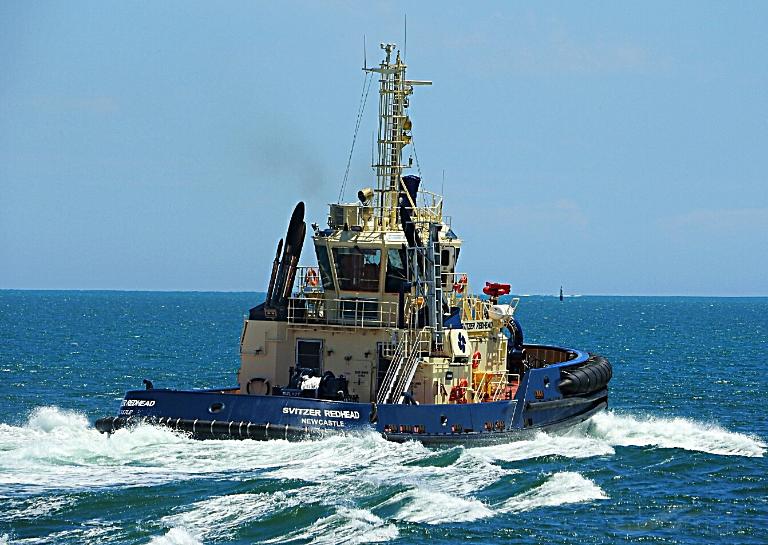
147;528;202;545
501;471;608;513
586;411;766;458
26;406;90;433
387;488;493;525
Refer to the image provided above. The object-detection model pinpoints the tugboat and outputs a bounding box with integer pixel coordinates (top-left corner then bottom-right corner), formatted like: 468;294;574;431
96;43;612;444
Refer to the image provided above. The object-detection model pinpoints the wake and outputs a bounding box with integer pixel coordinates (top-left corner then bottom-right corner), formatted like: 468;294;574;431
2;405;763;544
584;411;766;458
0;406;762;498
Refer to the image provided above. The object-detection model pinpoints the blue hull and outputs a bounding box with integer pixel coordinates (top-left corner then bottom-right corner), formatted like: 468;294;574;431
96;347;610;445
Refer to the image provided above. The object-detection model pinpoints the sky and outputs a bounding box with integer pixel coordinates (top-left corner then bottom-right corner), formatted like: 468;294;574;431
1;2;766;295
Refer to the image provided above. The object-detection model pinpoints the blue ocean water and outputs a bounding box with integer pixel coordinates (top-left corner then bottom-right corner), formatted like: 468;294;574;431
0;291;766;544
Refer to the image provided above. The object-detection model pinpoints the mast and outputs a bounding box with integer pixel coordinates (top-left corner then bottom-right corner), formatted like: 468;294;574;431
365;43;431;230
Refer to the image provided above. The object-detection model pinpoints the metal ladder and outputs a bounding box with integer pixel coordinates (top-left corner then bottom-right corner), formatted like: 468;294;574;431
377;329;428;404
429;224;444;351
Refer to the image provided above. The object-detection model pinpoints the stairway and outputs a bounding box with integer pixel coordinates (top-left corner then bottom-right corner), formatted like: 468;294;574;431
376;329;429;404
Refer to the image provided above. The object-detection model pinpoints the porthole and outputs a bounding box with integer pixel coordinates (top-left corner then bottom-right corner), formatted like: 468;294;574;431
208;402;225;414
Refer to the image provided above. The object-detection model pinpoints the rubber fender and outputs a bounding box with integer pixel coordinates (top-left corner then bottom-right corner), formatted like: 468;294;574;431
585;366;598;391
558;354;612;396
599;360;612;383
598;364;609;385
590;363;605;387
598;363;607;382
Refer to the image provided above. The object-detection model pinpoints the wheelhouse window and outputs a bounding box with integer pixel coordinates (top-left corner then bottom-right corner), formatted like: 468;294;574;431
385;248;408;293
314;245;335;290
332;247;381;292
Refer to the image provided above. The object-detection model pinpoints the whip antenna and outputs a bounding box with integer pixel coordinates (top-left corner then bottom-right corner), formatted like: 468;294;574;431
404;14;407;59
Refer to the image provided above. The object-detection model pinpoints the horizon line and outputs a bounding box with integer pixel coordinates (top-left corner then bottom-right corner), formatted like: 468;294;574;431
1;288;766;298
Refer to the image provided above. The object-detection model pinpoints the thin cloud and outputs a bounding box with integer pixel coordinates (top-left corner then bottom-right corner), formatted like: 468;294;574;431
659;207;768;232
443;13;670;76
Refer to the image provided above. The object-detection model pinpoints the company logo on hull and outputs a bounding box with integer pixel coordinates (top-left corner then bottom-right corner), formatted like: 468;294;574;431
121;399;156;407
282;406;361;428
282;407;360;419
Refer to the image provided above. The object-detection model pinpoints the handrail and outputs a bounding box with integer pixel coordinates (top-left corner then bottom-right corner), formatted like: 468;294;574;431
376;332;407;403
377;327;431;404
469;371;521;403
328;193;447;232
376;332;409;404
471;372;490;404
492;373;521;401
287;296;397;329
389;329;431;404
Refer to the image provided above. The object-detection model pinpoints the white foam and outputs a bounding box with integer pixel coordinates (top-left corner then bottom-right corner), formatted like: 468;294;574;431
26;406;92;433
0;407;220;492
469;431;615;462
147;528;203;545
352;448;514;498
310;508;398;545
264;507;397;545
500;471;607;513
261;432;430;484
0;495;76;522
5;402;764;545
387;488;493;525
587;411;766;458
160;491;302;541
7;520;124;545
0;407;416;494
0;534;10;545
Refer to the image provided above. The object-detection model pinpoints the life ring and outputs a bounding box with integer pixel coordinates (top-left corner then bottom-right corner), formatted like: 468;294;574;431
453;274;468;294
246;377;271;395
472;351;482;369
305;268;319;287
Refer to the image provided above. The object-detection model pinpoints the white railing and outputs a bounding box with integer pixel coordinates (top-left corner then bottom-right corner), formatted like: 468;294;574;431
377;327;432;404
287;296;398;329
441;271;521;323
470;372;521;403
330;191;447;232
